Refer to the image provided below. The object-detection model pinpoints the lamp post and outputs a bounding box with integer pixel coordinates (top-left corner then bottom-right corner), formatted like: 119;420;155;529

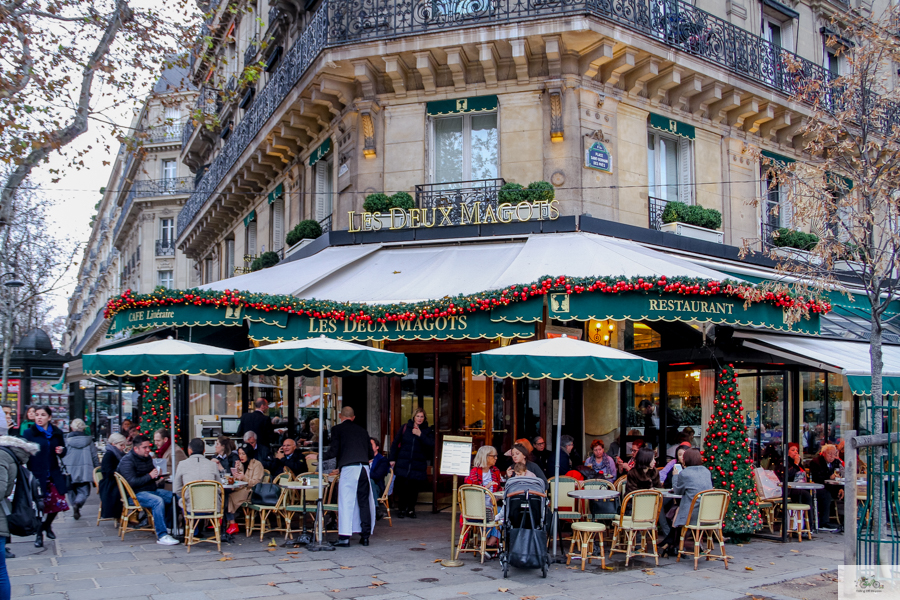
0;272;25;421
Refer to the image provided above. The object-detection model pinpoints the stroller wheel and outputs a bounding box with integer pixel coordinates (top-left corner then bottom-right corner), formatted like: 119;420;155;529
541;563;548;578
503;565;509;578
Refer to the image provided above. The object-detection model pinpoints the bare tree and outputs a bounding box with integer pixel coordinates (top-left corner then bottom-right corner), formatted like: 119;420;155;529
0;0;196;226
743;6;900;566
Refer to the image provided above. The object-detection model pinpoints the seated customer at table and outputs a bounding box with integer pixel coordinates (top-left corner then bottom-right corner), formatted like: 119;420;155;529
173;438;221;510
505;443;546;486
584;439;617;480
117;435;178;546
625;447;660;494
659;443;691;487
660;448;712;556
272;438;307;476
369;437;390;500
212;436;238;474
225;445;264;535
616;439;644;474
809;444;843;529
465;445;503;552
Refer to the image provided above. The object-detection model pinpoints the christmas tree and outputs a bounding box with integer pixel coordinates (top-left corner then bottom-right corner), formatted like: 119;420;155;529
136;376;176;449
702;363;762;536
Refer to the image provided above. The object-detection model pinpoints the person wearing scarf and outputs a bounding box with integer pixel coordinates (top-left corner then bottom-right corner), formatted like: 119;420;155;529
22;406;68;547
100;433;128;521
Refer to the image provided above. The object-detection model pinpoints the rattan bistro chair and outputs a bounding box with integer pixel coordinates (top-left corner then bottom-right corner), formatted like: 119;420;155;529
94;467;117;528
457;484;498;564
676;489;732;570
608;489;662;566
244;472;290;540
582;479;618;522
113;473;156;541
182;481;225;552
378;469;394;526
548;476;582;544
283;472;321;540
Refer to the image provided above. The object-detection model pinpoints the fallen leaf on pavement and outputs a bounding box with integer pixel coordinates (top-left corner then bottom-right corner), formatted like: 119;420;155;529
770;562;775;565
652;584;661;587
459;593;469;595
287;551;300;555
642;569;656;576
745;567;754;571
340;566;352;569
267;549;276;552
268;539;277;547
371;581;386;586
433;559;442;563
267;582;276;586
520;596;538;600
279;559;289;562
320;569;329;571
790;549;799;553
499;588;509;592
331;590;340;593
218;557;233;561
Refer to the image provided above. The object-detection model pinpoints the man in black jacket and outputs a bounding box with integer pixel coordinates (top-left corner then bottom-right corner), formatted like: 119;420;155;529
272;438;307;476
237;399;275;448
117;435;179;545
320;406;374;546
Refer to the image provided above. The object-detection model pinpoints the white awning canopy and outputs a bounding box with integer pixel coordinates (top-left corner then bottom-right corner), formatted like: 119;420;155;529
202;232;734;305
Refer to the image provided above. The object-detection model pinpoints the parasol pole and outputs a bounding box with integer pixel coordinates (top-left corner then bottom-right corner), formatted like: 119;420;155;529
170;374;178;537
307;369;333;551
551;383;563;560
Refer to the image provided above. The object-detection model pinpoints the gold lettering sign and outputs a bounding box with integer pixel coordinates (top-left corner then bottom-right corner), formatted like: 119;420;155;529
647;299;735;315
348;200;560;232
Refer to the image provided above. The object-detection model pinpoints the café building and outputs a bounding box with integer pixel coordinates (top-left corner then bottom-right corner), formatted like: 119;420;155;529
100;212;900;510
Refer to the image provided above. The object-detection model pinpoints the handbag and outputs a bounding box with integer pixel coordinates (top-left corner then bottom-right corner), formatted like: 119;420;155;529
506;494;547;570
250;483;282;506
59;462;73;490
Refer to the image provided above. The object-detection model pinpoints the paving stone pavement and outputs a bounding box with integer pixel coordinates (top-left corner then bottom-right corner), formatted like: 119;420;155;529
8;493;845;600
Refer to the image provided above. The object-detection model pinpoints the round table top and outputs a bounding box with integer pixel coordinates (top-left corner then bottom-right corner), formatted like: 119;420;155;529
788;481;824;490
568;489;619;500
828;478;866;486
279;481;316;489
652;488;682;499
222;481;248;490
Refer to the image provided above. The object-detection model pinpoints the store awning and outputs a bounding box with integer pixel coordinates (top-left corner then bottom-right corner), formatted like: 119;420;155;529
735;332;900;395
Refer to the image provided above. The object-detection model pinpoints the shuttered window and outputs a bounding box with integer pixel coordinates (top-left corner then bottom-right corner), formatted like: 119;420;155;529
272;197;284;250
648;131;693;204
315;158;332;222
246;220;257;256
225;239;235;278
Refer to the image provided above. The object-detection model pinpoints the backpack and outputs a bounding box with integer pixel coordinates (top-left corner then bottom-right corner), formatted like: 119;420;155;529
0;447;43;536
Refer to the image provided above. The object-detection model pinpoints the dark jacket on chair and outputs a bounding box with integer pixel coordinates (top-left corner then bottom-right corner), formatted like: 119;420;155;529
22;423;68;495
323;419;374;469
99;446;124;519
390;419;434;482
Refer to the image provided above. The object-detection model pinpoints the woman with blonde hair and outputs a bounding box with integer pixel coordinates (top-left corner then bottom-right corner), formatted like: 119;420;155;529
62;418;99;520
464;445;502;554
389;407;435;518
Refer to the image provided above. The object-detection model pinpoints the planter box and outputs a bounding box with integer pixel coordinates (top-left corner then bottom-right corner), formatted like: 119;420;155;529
660;221;724;244
284;237;316;258
772;246;823;265
835;260;863;273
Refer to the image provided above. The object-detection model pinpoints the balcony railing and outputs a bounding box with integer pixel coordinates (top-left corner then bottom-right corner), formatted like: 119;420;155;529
133;177;194;198
649;196;668;231
182;120;195;147
177;0;879;240
318;214;332;234
267;7;283;32
143;124;182;144
156;239;176;256
415;179;506;224
196;86;220;115
244;34;259;68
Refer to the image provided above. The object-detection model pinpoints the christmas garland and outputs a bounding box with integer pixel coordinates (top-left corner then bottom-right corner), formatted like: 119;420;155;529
104;275;831;324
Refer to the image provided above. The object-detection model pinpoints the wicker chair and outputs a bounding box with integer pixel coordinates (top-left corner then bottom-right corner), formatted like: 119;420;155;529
548;476;582;544
283;472;321;540
608;489;662;566
378;469;394;527
113;473;156;541
675;489;732;570
456;484;498;564
582;479;618;522
182;481;225;552
243;472;290;541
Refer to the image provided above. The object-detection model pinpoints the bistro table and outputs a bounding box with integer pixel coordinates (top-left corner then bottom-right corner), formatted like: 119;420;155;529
222;481;248;490
653;488;682;500
568;489;620;501
279;481;316;546
786;481;825;532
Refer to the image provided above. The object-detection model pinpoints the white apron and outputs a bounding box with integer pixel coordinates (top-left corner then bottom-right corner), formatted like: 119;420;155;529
338;464;376;536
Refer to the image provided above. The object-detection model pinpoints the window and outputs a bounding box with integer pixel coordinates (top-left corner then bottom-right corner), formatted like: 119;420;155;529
159;218;174;244
158;270;174;289
647;131;692;204
162;159;177;181
314;157;333;225
762;171;790;242
271;197;285;250
246;219;257;256
825;46;840;77
432;113;498;184
225;239;235;277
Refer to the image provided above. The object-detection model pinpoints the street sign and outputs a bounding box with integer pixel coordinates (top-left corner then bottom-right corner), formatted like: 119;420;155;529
585;141;612;173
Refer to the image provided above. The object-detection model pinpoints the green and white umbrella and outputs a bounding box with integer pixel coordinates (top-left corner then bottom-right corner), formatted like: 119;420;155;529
235;336;407;550
84;338;236;536
472;335;658;558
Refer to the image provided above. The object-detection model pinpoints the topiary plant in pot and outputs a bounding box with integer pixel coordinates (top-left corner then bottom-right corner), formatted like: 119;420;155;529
250;251;280;272
390;191;415;210
286;219;323;247
362;193;391;213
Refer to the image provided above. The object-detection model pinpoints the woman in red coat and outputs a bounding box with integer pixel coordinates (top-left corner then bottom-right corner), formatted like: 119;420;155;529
464;445;502;555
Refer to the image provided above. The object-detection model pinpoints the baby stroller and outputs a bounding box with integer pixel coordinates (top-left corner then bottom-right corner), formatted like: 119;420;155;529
499;477;550;578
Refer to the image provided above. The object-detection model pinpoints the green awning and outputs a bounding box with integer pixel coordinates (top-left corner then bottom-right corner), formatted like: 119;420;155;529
472;336;657;382
547;292;819;335
491;298;543;323
84;339;235;377
268;183;284;204
247;309;536;343
427;95;498;116
234;337;407;376
244;210;257;227
846;375;900;396
107;303;286;336
309;139;331;166
761;150;796;166
827;171;854;192
649;112;695;140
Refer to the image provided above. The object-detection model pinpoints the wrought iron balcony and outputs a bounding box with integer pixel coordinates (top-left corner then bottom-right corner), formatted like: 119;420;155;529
244;34;259;68
182;120;195;147
226;74;238;94
415;179;506;224
132;177;194;198
143;124;182;144
177;0;880;240
318;214;332;234
267;7;283;32
156;239;176;256
196;86;220;115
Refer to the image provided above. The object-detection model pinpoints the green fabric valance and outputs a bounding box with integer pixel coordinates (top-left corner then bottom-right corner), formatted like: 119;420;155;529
268;183;284;204
309;139;331;166
846;375;900;396
761;150;796;167
427;95;498;117
649;112;695;140
244;210;257;227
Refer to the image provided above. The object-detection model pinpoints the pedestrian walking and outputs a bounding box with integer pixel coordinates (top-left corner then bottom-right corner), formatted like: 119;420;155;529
320;406;375;546
0;435;38;598
389;408;434;519
62;419;99;520
21;406;69;547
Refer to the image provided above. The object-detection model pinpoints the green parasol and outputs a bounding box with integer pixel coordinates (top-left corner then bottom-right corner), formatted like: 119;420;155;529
84;338;236;540
472;335;657;560
234;336;407;550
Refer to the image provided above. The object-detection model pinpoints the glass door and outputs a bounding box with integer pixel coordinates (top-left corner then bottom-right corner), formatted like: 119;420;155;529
738;370;787;466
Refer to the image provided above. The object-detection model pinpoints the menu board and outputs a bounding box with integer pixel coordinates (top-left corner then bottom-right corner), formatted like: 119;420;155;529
439;435;473;477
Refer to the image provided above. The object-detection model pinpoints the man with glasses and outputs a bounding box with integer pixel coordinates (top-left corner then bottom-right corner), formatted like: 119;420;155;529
532;436;551;473
272;438;308;476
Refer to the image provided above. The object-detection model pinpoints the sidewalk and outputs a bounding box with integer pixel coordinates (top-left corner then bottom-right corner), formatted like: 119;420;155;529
9;493;843;600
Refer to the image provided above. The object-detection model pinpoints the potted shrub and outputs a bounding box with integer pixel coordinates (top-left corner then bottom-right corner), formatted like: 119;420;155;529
499;181;555;219
659;200;724;243
250;250;280;272
362;191;414;229
285;219;323;257
771;228;821;264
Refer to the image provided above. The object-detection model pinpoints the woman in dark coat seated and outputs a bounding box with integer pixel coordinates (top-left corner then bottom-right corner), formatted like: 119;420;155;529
22;406;69;547
99;433;129;521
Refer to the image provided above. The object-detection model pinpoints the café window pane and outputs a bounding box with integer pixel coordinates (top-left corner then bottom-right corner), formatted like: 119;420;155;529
461;366;491;432
631;380;660;450
433;113;497;184
666;369;701;450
